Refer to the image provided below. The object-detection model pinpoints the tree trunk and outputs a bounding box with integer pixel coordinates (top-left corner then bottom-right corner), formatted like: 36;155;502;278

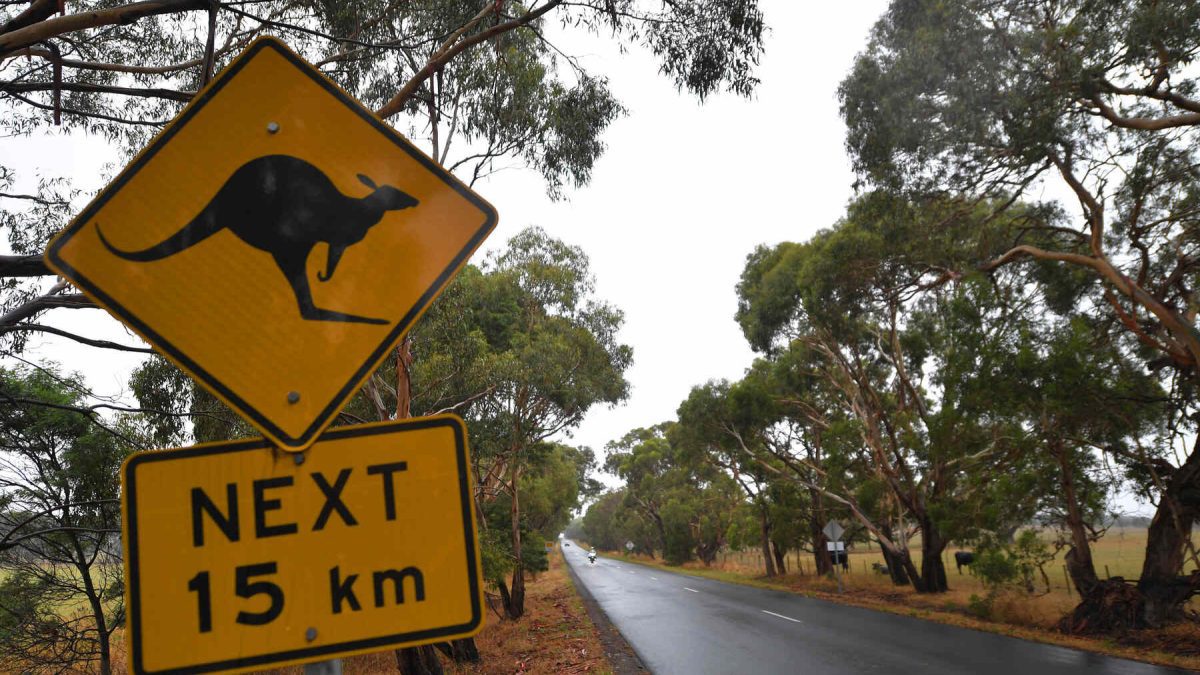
771;540;787;574
395;338;413;418
808;490;832;574
759;503;777;577
1135;436;1200;625
434;638;481;663
1054;441;1101;596
506;463;525;619
917;516;948;593
878;525;910;586
396;645;443;675
66;520;111;675
651;511;667;556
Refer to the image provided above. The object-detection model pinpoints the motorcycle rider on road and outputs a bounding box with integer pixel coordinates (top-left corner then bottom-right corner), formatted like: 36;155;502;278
588;547;597;564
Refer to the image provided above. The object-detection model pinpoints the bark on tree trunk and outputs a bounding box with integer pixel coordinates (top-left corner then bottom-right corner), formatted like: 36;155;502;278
1135;436;1200;625
772;540;787;574
808;490;832;575
396;645;443;675
1053;441;1101;596
652;511;667;557
878;525;910;586
506;463;526;619
917;517;948;593
434;638;481;663
759;503;777;577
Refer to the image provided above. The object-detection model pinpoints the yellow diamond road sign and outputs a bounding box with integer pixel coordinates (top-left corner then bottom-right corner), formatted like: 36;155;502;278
122;415;483;674
45;37;497;450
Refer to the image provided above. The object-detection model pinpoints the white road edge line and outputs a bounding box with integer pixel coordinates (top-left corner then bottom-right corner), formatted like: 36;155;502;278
762;610;802;623
683;587;699;593
650;576;658;581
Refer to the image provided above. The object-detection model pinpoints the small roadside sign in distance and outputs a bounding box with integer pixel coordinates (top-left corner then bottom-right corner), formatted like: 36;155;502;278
121;416;482;674
625;541;634;551
45;36;497;451
822;519;845;543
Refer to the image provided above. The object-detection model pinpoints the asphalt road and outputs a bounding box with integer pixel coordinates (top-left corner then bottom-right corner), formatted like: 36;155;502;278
562;541;1191;675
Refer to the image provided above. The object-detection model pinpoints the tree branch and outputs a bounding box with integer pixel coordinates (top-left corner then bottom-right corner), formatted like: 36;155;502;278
0;0;208;58
0;254;51;276
0;291;95;327
1;80;195;102
1087;95;1200;131
375;0;565;119
1;323;154;353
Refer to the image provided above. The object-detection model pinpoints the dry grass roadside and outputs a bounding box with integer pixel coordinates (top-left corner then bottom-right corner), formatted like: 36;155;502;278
603;550;1200;672
8;550;612;674
254;549;612;675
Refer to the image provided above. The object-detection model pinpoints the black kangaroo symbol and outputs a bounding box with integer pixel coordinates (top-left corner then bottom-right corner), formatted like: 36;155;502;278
96;154;419;325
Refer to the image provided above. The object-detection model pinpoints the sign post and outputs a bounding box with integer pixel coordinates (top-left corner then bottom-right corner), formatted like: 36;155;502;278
46;37;498;673
122;416;482;673
822;520;846;594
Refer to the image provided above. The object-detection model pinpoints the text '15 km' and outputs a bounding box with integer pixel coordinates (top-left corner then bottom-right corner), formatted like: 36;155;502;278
121;417;483;675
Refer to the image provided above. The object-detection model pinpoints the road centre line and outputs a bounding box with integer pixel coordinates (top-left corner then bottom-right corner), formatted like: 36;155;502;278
683;587;699;593
762;610;802;623
650;576;658;581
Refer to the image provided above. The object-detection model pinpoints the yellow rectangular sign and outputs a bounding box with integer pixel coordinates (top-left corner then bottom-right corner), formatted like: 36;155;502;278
122;416;483;674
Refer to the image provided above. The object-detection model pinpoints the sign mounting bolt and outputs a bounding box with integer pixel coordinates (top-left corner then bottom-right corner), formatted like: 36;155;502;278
287;391;300;404
293;452;305;466
305;627;317;642
267;121;280;134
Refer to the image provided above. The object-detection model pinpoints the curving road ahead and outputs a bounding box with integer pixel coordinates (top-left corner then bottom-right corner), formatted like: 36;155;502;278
562;541;1191;675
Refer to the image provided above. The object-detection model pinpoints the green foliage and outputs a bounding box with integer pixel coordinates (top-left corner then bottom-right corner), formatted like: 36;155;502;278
661;499;697;566
128;355;255;447
0;364;128;672
974;531;1054;594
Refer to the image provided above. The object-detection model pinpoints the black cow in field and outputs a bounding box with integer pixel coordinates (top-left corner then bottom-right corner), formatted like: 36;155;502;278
954;551;975;574
871;561;889;575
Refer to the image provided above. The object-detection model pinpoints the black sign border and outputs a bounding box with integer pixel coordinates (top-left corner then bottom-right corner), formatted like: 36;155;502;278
45;37;498;450
123;416;482;674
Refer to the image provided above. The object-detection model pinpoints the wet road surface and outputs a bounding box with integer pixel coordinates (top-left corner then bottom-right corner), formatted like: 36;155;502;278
562;541;1191;675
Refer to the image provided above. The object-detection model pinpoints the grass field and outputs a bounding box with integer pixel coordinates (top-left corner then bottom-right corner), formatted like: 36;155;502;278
714;527;1195;604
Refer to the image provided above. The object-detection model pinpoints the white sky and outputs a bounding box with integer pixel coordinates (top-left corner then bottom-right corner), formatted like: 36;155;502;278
4;2;1153;513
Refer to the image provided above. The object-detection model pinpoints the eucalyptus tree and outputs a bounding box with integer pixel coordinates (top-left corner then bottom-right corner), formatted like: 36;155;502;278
0;365;128;675
603;424;677;554
391;227;631;619
991;315;1165;602
675;380;787;576
839;0;1200;622
736;197;1040;593
604;423;742;565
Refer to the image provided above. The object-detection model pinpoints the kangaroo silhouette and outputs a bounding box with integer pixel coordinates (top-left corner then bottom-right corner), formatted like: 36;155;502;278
96;154;419;325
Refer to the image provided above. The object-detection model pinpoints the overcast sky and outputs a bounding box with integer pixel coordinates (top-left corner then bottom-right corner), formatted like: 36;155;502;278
484;1;892;455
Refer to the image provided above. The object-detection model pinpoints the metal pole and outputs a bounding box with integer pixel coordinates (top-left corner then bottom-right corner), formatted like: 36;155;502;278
833;542;843;593
305;659;343;675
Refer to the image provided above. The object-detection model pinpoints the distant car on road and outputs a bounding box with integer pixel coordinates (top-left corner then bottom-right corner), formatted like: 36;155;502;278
564;542;570;547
